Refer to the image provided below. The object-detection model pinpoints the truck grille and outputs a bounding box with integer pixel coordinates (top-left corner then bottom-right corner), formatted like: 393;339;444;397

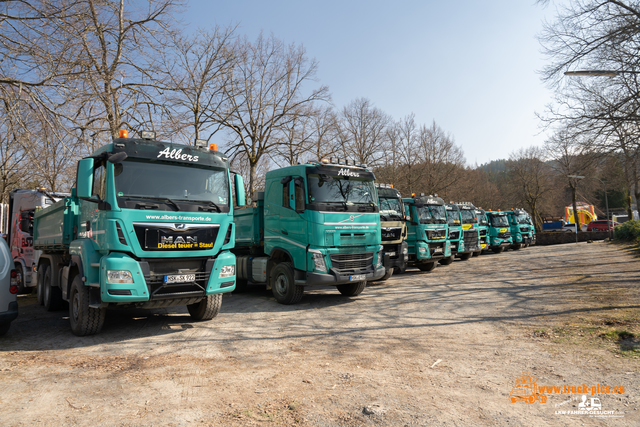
449;230;461;240
520;226;530;233
133;222;220;251
330;253;373;272
463;231;479;251
426;228;447;240
140;257;213;300
479;229;487;236
498;231;511;238
381;227;402;241
428;242;445;256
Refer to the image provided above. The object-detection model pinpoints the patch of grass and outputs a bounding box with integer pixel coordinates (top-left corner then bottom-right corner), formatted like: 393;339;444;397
600;329;635;341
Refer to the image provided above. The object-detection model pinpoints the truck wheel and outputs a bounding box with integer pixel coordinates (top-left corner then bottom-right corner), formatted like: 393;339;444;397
0;322;10;336
187;294;222;320
418;262;436;272
492;247;504;254
337;281;366;296
459;253;472;261
438;256;453;266
14;263;26;294
43;266;64;311
379;268;394;281
511;244;522;250
69;276;105;336
472;251;480;257
271;262;303;304
36;266;45;305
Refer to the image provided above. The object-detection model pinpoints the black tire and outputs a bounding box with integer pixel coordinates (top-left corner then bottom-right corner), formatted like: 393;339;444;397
0;322;10;336
271;262;303;304
459;252;472;261
418;262;436;272
511;244;522;250
43;266;64;311
394;266;406;274
337;281;366;296
69;275;105;336
492;246;504;254
187;294;222;320
438;256;454;266
14;263;26;294
472;251;480;257
379;268;393;281
36;265;45;305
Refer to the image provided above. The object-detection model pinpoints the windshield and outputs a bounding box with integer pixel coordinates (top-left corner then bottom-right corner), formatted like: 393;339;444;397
476;211;488;226
379;196;404;221
515;214;529;224
490;215;509;227
446;208;460;226
114;159;229;211
417;204;447;224
460;209;477;224
308;174;377;206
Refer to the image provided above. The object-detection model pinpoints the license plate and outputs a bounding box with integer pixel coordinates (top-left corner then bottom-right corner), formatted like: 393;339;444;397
350;274;366;281
433;248;443;254
386;252;396;257
164;274;196;284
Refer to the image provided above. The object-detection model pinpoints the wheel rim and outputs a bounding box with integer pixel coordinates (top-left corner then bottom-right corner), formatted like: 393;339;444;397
274;273;288;295
72;291;80;322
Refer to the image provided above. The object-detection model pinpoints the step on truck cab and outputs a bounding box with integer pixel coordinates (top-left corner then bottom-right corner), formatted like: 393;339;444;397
376;184;408;280
233;158;385;304
456;202;482;259
485;210;513;253
507;208;534;249
7;189;69;294
475;208;489;253
403;195;451;272
33;131;244;336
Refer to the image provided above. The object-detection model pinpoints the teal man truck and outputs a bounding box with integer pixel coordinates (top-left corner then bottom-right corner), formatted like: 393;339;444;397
506;208;534;249
445;203;466;259
376;184;408;280
485;210;513;253
475;208;489;253
455;202;481;259
403;195;451;271
233;158;385;304
33;131;244;336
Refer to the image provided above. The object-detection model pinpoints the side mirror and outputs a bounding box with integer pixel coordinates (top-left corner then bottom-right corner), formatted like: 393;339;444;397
108;152;128;163
234;173;245;207
76;158;94;198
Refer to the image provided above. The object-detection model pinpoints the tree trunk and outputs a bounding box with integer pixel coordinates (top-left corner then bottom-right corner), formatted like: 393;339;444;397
572;185;581;232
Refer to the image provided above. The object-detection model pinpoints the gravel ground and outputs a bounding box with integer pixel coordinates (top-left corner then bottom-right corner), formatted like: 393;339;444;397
1;240;638;426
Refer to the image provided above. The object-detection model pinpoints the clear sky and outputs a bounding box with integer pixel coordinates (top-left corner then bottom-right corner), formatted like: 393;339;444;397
186;0;562;166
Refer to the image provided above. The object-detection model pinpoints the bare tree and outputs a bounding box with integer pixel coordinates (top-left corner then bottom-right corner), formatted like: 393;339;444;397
338;98;391;167
212;33;330;195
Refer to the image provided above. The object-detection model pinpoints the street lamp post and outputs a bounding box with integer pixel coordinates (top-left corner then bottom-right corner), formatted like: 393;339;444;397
567;175;585;243
594;177;612;241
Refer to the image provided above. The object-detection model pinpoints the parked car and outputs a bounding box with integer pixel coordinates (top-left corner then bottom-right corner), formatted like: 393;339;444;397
561;223;587;232
586;220;620;231
0;236;19;336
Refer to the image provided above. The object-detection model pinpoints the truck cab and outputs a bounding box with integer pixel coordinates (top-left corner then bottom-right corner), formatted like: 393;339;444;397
233;159;385;304
445;203;465;258
456;202;481;259
507;209;534;249
33;132;244;335
485;211;513;253
376;184;408;279
403;195;451;271
475;208;489;252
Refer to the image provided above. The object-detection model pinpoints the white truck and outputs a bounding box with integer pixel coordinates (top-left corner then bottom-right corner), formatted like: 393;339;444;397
7;189;68;296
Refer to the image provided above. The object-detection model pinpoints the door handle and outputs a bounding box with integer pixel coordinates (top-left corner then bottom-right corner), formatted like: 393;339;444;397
281;229;288;235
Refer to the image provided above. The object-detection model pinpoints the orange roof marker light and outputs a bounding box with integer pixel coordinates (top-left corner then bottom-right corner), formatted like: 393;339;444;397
209;143;218;151
119;129;129;138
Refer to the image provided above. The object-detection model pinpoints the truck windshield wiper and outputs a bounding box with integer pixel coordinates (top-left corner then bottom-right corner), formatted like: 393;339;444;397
198;201;221;212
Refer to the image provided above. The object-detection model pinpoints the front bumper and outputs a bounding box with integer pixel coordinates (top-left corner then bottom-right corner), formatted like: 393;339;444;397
0;301;18;324
302;265;386;286
382;242;408;271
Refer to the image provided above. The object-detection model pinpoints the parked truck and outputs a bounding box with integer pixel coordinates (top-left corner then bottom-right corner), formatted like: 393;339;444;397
455;202;482;259
7;189;69;294
233;158;385;304
376;184;408;280
445;203;466;259
33;131;244;335
506;209;534;250
475;208;489;253
403;195;452;271
485;210;513;253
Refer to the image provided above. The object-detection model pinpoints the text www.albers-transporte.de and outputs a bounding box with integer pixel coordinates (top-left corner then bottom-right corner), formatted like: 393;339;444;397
538;384;625;395
145;214;212;222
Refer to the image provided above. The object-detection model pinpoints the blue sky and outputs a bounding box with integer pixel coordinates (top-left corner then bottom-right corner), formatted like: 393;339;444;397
186;0;561;166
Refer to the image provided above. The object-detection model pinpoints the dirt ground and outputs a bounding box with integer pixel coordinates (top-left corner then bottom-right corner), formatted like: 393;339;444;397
1;241;639;426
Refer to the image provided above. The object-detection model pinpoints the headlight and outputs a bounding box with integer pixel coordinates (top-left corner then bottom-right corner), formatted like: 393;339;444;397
107;270;133;284
311;251;327;272
418;247;427;253
219;265;235;278
377;251;383;268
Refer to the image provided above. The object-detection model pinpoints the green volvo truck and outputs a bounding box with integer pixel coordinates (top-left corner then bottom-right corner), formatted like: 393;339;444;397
506;209;534;249
33;132;244;336
475;208;489;253
485;211;513;253
233;159;385;304
403;195;451;271
376;184;408;279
